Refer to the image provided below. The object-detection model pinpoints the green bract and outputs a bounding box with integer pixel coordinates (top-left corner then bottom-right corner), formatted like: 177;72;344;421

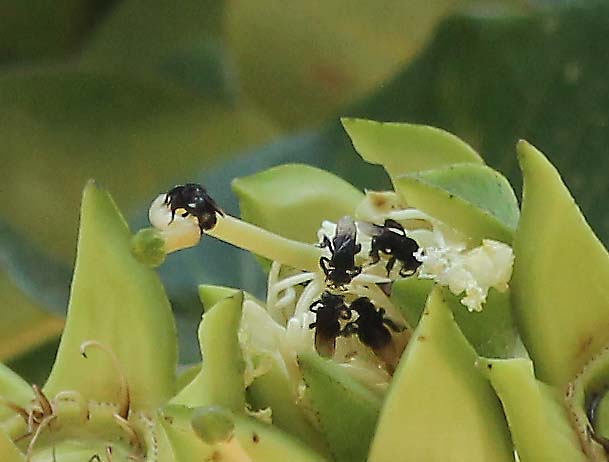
2;119;609;462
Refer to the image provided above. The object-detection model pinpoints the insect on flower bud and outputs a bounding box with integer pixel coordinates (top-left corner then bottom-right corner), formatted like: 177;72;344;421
148;193;202;253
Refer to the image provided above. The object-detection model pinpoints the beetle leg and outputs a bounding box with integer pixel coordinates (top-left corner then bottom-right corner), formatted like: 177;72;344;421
318;235;333;253
385;257;396;276
383;317;406;333
319;257;332;279
369;240;381;264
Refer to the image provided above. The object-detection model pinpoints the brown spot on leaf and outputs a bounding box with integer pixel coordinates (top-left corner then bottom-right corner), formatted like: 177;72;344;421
252;432;260;444
418;335;427;341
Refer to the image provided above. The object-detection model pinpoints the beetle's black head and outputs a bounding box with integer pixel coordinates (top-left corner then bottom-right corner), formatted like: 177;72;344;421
320;291;344;307
326;268;355;288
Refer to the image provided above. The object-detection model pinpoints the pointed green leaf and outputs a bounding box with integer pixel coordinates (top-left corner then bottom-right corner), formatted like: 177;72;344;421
161;405;328;462
298;352;381;462
198;284;262;313
390;277;435;328
198;285;240;313
369;287;512;462
0;428;24;462
247;357;330;457
233;164;363;244
448;288;516;358
172;293;246;412
394;163;519;243
512;141;609;386
43;181;177;410
342;118;483;178
392;281;517;358
479;358;587;462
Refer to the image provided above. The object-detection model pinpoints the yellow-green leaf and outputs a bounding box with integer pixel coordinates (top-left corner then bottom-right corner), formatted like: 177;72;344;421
512;141;609;386
43;181;177;410
394;163;518;243
369;287;512;462
172;293;245;412
342;118;482;178
479;358;587;462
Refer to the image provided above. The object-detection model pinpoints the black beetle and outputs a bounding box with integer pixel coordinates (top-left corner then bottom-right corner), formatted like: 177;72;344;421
343;297;405;373
164;183;224;234
361;218;421;277
318;216;362;288
309;292;352;358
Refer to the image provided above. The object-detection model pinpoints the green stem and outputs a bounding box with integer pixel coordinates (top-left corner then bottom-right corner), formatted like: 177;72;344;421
207;215;321;272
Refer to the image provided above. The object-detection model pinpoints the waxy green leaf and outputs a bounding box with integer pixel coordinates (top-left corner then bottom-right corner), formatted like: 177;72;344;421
342;118;482;178
394;163;519;244
172;292;245;412
233;164;364;244
198;284;262;312
369;287;512;462
512;141;609;386
392;281;516;358
43;181;177;410
298;352;381;462
479;358;587;462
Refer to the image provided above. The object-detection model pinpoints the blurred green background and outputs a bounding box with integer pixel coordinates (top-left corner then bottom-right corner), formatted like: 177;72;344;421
2;0;608;382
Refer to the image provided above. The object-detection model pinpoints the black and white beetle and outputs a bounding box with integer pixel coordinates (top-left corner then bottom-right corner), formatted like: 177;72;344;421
309;292;352;358
318;216;362;288
360;218;421;277
164;183;224;234
342;297;405;373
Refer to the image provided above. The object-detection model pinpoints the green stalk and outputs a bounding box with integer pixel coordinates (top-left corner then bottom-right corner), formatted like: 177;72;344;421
208;215;321;272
